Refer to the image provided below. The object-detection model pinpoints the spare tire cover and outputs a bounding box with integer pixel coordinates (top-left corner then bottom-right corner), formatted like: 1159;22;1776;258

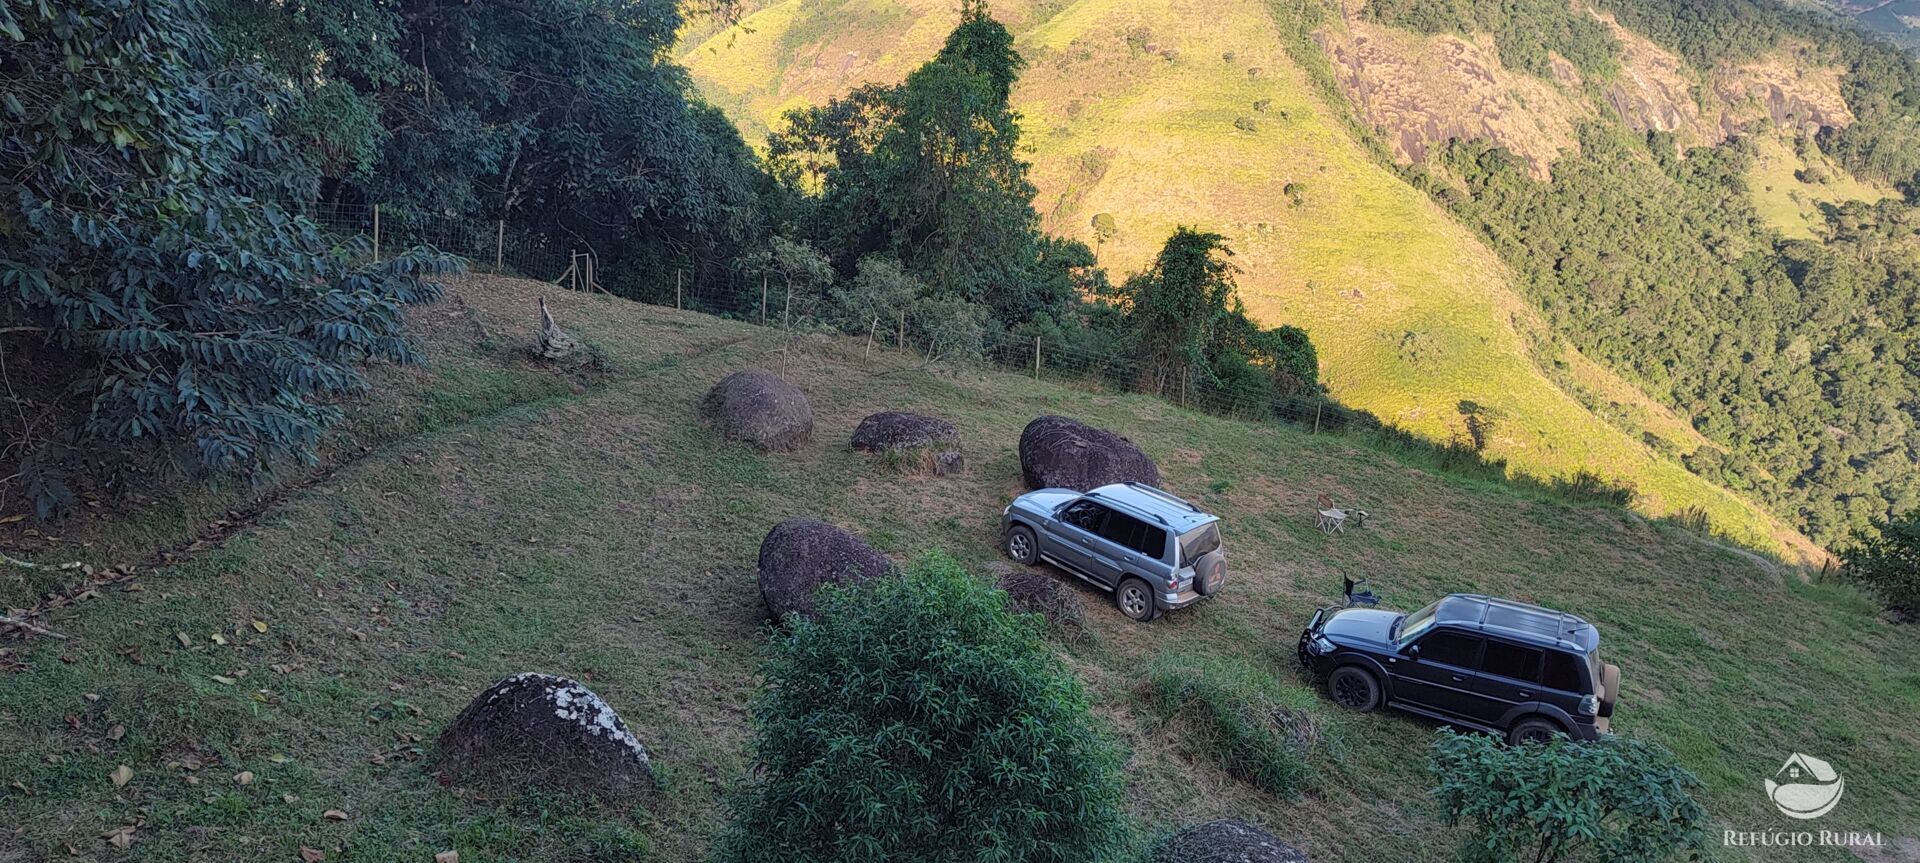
1194;551;1226;596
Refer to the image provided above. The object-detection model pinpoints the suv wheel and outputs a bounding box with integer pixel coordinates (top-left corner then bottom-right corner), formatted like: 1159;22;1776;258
1327;666;1381;712
1115;577;1158;622
1005;525;1038;565
1507;718;1564;746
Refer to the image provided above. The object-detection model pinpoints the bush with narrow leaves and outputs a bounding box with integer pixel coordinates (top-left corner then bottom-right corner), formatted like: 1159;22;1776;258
1;0;455;513
1430;730;1705;863
717;553;1131;863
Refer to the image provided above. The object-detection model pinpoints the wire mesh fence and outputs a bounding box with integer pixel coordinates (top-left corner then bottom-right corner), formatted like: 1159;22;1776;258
315;206;1427;450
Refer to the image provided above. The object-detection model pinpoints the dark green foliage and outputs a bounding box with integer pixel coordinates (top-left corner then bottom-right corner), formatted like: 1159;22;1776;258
1430;730;1706;863
1428;127;1920;546
1365;0;1619;79
1140;654;1322;798
1842;508;1920;616
211;0;770;301
1104;229;1320;416
0;0;454;512
717;553;1131;863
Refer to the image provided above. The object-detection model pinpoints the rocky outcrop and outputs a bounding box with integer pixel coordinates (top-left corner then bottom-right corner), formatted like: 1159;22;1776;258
439;673;653;794
1019;415;1160;491
1155;819;1310;863
851;411;964;475
756;519;893;620
701;370;813;452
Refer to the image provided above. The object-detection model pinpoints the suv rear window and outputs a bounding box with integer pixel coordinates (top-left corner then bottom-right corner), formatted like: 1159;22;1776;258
1481;641;1543;682
1417;631;1482;667
1101;512;1168;559
1178;523;1220;563
1542;650;1588;692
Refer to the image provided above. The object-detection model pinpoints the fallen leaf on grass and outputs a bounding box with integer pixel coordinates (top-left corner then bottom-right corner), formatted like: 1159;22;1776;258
252;619;268;633
210;633;227;646
109;765;132;787
211;675;237;685
435;852;459;863
268;754;291;764
233;771;254;786
299;847;325;862
321;809;348;821
106;724;126;741
101;826;135;849
175;632;193;648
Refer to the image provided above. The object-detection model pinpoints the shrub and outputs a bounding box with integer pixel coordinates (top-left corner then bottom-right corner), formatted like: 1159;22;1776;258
1841;508;1920;617
1430;730;1706;863
717;553;1131;863
1140;654;1322;798
2;0;453;513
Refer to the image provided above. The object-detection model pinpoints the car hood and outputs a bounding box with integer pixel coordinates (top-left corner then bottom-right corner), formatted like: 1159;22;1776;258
1013;488;1080;513
1319;608;1401;646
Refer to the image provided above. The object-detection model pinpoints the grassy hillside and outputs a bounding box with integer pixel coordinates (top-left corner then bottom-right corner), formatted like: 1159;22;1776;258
679;0;1820;560
1747;135;1900;240
1;277;1913;861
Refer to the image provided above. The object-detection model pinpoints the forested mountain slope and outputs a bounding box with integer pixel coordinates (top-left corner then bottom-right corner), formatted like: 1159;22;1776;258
681;0;1826;558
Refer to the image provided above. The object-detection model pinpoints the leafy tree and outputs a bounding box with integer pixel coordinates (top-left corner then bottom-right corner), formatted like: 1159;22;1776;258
746;237;834;326
1108;228;1319;414
833;255;924;337
1430;730;1706;863
717;553;1131;863
1842;508;1920;616
770;3;1086;325
0;0;453;513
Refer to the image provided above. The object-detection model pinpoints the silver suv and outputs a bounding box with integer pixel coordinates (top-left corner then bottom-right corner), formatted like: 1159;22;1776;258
1001;482;1226;621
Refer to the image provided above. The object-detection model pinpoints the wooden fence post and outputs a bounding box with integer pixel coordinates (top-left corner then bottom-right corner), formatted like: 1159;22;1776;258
866;317;877;359
570;251;578;291
760;275;768;324
897;310;905;349
372;205;381;263
1033;336;1041;379
494;220;504;271
1313;396;1324;435
676;271;683;309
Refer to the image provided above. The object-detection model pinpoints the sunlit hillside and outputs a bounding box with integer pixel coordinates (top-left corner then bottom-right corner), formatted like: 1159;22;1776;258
681;0;1823;560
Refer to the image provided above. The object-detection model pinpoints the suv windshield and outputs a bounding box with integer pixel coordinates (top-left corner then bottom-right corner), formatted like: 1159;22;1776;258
1394;599;1441;643
1178;523;1220;564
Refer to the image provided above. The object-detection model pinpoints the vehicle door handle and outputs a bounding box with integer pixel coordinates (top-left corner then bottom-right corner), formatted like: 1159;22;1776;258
1449;674;1468;683
1515;690;1533;698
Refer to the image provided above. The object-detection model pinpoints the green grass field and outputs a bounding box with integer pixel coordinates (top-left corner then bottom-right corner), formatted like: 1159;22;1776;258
1747;135;1898;241
679;0;1822;561
2;276;1913;861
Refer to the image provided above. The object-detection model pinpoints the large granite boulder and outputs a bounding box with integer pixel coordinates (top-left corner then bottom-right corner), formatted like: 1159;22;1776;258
1154;819;1310;863
702;370;812;452
439;673;653;795
757;519;893;620
1018;415;1160;491
851;411;964;475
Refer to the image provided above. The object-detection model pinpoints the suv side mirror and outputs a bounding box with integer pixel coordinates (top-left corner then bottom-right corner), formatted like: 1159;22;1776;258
1404;643;1421;659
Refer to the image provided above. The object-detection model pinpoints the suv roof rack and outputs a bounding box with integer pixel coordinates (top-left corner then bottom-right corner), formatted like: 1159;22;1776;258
1121;482;1202;513
1088;488;1172;526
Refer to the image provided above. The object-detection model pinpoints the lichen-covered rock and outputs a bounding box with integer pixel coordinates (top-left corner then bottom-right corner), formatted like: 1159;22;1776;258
1154;819;1310;863
439;673;653;794
702;370;812;452
757;519;892;620
1019;415;1160;491
990;563;1085;628
851;411;964;475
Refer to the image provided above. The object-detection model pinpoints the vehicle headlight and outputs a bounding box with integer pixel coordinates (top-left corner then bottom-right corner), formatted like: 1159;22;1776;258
1579;694;1600;716
1002;504;1011;516
1308;636;1336;656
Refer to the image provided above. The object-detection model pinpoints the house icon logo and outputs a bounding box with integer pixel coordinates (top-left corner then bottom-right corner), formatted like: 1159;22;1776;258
1765;753;1844;819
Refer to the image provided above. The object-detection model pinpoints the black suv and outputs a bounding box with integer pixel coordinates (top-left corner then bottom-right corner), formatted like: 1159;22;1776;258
1297;594;1620;744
